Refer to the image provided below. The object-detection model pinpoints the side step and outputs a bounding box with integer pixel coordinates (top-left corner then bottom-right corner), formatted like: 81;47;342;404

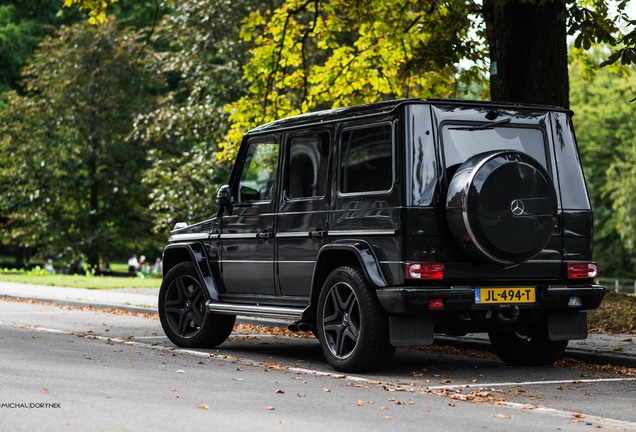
206;301;304;321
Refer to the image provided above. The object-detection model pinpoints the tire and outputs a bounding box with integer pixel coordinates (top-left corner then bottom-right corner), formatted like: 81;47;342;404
488;323;568;366
446;151;557;265
159;262;235;348
316;266;395;373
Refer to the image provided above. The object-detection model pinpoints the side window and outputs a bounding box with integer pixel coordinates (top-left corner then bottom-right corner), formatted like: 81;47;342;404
340;124;393;194
236;140;279;203
286;133;329;199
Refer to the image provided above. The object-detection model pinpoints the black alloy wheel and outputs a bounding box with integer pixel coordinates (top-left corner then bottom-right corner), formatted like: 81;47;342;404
321;280;360;360
159;262;235;348
317;266;395;373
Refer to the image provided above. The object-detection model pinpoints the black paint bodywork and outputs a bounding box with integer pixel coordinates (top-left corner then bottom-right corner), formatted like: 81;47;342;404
162;99;604;340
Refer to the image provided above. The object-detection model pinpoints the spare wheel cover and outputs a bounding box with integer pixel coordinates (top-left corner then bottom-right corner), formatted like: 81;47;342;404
446;151;557;265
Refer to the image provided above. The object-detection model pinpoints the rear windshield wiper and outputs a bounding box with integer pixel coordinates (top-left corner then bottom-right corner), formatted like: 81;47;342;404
448;118;511;131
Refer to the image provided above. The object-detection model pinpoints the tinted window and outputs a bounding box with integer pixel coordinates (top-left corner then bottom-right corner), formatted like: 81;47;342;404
287;134;329;199
237;141;279;202
340;124;393;194
442;126;548;171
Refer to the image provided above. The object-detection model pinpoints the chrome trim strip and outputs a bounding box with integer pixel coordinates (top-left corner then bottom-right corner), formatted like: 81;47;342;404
276;231;311;238
168;233;210;242
223;260;273;264
276;260;315;264
206;301;303;320
219;233;258;239
171;229;397;242
328;229;396;236
222;260;314;264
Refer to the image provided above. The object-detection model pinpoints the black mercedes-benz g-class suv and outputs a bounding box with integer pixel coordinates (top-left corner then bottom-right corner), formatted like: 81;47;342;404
158;99;605;372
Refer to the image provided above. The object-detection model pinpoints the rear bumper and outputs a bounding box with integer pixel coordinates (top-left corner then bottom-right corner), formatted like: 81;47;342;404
376;285;606;315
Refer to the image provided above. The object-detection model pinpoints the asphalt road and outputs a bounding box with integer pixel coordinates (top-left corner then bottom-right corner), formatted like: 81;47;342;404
0;300;634;432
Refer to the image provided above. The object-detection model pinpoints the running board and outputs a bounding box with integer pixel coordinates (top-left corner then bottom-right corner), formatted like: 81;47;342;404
206;301;304;320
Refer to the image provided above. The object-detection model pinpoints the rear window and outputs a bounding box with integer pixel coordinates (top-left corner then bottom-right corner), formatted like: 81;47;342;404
441;125;549;171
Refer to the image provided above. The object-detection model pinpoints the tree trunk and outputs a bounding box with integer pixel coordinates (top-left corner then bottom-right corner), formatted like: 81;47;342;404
483;0;569;108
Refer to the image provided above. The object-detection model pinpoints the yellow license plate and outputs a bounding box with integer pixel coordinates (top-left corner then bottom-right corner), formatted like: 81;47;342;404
475;287;536;304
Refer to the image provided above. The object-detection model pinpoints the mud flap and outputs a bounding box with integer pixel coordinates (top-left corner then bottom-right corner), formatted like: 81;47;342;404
548;311;588;341
389;315;434;346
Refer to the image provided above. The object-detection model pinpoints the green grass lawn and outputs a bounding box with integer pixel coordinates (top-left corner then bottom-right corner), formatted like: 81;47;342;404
0;271;161;290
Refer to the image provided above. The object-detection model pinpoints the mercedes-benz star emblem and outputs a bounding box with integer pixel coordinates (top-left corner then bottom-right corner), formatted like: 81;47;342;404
510;199;525;216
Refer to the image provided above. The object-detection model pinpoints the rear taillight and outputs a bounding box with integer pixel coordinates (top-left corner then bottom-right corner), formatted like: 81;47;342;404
566;262;599;279
406;263;444;280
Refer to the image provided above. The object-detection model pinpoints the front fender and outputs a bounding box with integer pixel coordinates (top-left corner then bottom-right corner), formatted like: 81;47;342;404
162;243;220;302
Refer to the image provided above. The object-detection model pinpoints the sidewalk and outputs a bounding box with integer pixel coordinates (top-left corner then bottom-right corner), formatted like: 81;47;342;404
1;281;634;367
0;281;158;313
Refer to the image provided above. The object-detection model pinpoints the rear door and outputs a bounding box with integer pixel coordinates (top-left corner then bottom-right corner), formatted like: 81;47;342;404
276;129;331;296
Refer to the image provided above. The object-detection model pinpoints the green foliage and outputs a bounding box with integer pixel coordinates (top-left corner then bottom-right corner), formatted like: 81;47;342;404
566;0;621;50
0;0;158;97
63;0;118;24
220;0;487;160
217;0;636;160
0;1;81;95
0;5;40;93
135;0;276;233
0;20;163;266
570;56;636;276
600;0;636;66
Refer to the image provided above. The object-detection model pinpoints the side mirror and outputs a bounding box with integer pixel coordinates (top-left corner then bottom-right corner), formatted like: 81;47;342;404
215;185;231;206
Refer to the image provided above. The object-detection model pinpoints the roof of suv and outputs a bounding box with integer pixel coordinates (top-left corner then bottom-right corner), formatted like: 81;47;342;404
247;98;572;135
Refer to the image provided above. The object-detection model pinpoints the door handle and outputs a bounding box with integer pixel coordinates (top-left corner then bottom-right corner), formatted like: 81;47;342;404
256;230;271;239
309;230;327;238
